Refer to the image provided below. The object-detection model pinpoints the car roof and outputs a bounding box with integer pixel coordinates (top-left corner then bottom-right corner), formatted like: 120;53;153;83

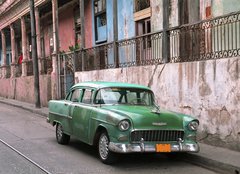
71;81;151;90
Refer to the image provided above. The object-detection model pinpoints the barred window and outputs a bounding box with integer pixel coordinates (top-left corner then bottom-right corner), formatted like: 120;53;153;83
135;0;150;12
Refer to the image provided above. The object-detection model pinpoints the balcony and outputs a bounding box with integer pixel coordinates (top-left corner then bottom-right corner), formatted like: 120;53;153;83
70;11;240;72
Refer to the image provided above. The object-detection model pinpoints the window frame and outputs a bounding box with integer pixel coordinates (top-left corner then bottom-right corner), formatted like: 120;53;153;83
70;89;83;102
81;88;94;105
94;0;107;43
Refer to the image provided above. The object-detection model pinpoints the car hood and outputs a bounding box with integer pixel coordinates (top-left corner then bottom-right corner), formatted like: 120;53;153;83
101;105;184;130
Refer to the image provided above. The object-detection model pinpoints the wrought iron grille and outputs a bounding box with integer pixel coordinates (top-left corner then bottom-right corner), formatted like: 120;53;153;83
169;11;240;62
117;32;163;68
59;52;75;99
15;64;22;77
41;56;52;74
131;130;184;142
5;65;11;78
26;60;33;76
80;42;115;71
72;11;240;72
135;0;150;12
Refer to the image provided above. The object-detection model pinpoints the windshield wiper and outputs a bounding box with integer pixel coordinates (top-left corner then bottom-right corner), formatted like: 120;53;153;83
151;103;161;114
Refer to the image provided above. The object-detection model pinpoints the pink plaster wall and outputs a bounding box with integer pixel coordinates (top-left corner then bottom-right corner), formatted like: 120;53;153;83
59;6;75;52
0;75;51;107
41;6;76;56
85;1;93;48
41;20;52;57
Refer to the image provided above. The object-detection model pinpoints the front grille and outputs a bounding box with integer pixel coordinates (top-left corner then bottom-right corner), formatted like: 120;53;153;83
131;130;184;142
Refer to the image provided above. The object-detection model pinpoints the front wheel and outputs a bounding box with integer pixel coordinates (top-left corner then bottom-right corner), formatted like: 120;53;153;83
56;123;70;145
98;131;118;164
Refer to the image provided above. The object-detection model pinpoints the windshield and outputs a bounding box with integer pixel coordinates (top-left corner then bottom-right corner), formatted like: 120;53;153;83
95;87;154;106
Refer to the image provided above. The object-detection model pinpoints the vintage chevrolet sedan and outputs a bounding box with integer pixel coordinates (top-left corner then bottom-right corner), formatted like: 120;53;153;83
47;81;199;164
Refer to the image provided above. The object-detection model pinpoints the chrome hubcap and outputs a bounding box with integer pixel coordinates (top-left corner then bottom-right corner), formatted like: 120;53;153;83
99;134;109;160
57;124;63;140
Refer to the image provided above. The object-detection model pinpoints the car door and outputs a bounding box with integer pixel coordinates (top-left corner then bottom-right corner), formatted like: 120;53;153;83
67;88;83;134
56;90;75;135
71;88;94;143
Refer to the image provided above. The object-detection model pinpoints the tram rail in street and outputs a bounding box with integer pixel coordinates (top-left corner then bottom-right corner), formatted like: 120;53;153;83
0;138;52;174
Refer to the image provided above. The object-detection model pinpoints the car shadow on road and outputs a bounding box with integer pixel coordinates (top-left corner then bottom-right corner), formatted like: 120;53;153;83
67;138;184;168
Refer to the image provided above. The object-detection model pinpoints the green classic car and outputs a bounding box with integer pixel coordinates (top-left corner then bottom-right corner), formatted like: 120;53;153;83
47;81;199;164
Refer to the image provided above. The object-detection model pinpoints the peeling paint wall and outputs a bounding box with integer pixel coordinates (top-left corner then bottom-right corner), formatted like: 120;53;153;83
75;57;240;151
117;0;135;40
199;0;211;20
212;0;240;17
0;75;51;107
169;0;179;27
41;17;52;58
151;0;163;31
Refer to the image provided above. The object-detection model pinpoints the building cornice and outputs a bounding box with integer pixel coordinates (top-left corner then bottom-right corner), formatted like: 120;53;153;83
0;0;49;30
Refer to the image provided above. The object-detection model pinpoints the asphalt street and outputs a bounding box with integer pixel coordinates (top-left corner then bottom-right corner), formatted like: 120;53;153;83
0;103;218;174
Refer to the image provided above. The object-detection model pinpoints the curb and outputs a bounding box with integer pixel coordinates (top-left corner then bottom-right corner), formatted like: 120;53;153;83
0;99;48;117
182;153;240;174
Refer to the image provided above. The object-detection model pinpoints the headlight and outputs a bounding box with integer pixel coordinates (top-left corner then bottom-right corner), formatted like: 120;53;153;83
188;120;199;131
118;120;130;131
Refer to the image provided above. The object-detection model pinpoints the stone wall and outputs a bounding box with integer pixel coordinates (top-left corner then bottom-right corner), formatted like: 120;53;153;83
75;57;240;151
0;75;51;107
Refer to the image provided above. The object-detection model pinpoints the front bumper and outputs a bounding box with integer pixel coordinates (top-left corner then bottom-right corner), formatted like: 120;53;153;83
109;141;199;153
46;117;50;123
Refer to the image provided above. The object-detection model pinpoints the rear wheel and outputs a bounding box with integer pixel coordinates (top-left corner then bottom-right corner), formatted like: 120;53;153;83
98;131;118;164
56;123;70;145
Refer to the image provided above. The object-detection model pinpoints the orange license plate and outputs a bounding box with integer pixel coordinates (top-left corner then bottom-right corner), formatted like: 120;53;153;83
156;144;171;152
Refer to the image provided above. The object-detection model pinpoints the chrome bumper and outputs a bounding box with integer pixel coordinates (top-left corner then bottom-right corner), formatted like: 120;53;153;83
109;141;199;153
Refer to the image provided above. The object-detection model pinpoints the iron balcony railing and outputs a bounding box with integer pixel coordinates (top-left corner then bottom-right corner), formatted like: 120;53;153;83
26;60;33;76
54;11;240;73
169;11;240;62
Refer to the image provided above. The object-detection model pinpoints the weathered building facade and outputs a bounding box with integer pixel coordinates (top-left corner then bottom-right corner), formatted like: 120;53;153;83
0;0;240;151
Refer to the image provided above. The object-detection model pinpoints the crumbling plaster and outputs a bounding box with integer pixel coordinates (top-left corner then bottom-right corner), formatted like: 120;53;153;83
0;75;51;107
75;57;240;151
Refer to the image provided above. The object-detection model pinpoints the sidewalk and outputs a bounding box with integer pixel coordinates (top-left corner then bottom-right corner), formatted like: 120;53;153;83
0;97;48;117
0;97;239;174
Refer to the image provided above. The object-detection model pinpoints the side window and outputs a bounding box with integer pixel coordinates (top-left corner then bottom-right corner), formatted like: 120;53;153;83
95;90;102;104
71;89;82;102
65;92;72;101
82;89;93;104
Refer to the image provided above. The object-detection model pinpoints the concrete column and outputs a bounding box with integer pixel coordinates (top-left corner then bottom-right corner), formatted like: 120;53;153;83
162;0;170;63
79;0;85;71
10;24;17;77
35;7;43;74
21;16;28;76
51;0;60;99
1;30;7;78
113;0;119;68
